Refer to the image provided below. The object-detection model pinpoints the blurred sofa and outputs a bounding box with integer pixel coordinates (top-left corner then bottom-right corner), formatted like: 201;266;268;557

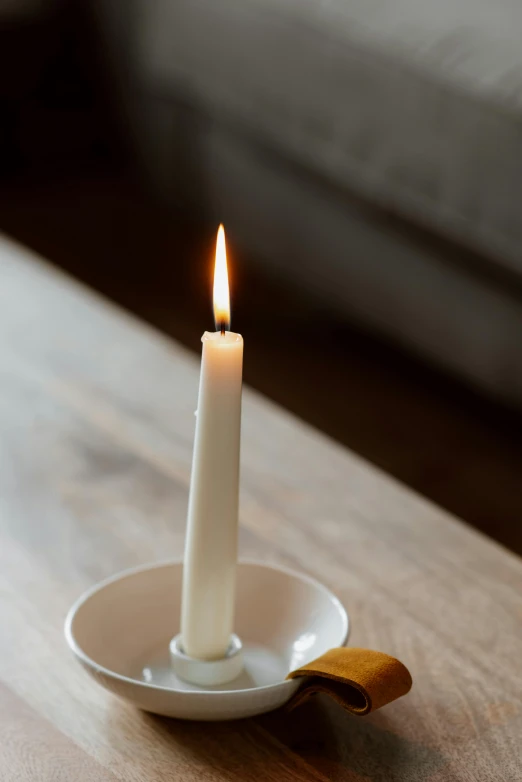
93;0;522;408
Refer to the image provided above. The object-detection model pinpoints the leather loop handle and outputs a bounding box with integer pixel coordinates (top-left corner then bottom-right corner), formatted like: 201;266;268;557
287;647;412;715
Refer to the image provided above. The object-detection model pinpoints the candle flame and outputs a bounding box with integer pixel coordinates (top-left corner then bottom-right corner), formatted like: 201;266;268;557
213;224;230;333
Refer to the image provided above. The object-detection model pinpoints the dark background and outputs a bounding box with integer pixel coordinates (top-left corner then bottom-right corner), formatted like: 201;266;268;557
1;2;521;554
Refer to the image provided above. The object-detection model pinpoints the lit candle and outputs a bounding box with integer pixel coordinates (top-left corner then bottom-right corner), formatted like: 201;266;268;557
180;225;243;660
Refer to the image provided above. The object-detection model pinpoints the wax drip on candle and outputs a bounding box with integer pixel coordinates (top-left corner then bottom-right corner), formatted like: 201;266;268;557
213;224;230;335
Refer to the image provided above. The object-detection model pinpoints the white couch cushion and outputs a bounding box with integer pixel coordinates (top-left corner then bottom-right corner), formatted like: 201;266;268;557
134;0;522;271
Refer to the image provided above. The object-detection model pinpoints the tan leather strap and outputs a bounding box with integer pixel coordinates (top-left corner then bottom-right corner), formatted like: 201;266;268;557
287;647;412;715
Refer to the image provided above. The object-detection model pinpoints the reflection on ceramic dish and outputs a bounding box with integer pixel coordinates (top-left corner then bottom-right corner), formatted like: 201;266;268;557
65;560;349;721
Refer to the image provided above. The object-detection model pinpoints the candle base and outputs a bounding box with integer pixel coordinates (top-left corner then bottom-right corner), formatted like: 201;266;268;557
169;633;244;687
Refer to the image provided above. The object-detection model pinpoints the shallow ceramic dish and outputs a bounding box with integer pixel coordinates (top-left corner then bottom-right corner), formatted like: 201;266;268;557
65;560;349;720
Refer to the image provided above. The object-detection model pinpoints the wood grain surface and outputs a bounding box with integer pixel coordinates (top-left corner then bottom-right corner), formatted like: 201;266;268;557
0;234;521;781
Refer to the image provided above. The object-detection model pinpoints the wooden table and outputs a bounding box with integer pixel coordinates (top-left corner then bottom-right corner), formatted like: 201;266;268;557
1;235;521;781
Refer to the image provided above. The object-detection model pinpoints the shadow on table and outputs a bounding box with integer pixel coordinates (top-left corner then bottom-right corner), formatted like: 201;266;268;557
112;696;446;781
257;695;447;781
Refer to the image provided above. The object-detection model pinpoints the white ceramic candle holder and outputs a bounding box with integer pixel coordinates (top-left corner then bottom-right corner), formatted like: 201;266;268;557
65;560;349;721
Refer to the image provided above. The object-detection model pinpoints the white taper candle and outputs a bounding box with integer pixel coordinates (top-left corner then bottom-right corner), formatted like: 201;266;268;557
180;227;243;660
